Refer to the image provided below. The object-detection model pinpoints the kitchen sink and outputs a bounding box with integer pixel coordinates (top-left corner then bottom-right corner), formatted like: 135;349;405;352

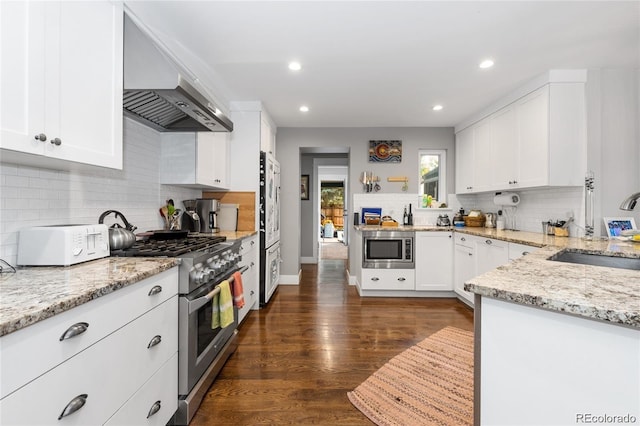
550;250;640;271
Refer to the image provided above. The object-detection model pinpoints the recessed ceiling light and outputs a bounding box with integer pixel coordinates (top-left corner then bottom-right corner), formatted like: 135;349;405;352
432;105;443;111
288;61;302;71
479;59;494;69
299;105;309;112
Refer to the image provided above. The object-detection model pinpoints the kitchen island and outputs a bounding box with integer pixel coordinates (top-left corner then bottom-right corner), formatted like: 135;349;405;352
464;237;640;425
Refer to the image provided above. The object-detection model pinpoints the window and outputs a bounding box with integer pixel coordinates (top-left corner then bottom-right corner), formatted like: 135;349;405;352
419;150;446;208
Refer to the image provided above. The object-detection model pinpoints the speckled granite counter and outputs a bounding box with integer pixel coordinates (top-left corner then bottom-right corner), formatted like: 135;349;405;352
217;230;258;241
355;225;640;328
0;257;178;337
465;238;640;328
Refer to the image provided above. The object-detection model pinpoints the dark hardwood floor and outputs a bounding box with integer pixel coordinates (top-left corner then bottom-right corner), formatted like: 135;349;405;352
190;260;474;425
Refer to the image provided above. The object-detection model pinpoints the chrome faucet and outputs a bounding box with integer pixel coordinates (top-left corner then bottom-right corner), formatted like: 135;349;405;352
620;192;640;210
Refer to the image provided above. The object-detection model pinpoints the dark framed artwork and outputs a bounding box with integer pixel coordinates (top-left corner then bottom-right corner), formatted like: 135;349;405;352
301;175;310;200
369;140;402;162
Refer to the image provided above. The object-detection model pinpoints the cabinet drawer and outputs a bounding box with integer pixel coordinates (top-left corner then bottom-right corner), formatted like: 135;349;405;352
104;353;178;426
0;268;178;399
0;296;178;425
361;269;415;290
454;233;474;248
239;235;258;257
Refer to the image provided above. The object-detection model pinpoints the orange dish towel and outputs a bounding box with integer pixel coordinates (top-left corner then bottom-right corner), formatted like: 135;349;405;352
232;271;245;308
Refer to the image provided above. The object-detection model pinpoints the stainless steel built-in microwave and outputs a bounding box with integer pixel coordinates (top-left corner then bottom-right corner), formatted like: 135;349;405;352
362;231;414;269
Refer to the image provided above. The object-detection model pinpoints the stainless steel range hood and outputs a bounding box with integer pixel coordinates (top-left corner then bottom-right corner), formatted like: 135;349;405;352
123;15;233;133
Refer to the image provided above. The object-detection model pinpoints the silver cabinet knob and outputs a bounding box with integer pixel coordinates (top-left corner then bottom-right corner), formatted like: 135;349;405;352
147;335;162;349
51;137;62;146
148;285;162;296
34;133;47;142
485;239;492;245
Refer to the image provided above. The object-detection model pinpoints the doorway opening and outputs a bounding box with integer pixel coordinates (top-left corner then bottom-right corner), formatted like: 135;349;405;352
320;180;347;260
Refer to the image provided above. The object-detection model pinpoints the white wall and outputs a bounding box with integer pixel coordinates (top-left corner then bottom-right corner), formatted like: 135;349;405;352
0;118;201;266
277;127;455;278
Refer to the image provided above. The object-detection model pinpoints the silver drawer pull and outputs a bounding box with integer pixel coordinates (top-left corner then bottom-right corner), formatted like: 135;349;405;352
371;277;380;281
147;400;162;418
148;285;163;296
58;394;88;420
522;251;530;256
147;335;162;349
250;261;255;267
461;237;466;241
485;239;492;245
59;322;89;341
397;277;406;281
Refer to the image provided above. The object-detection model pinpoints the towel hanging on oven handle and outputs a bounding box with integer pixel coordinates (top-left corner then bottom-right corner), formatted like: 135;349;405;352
188;265;249;314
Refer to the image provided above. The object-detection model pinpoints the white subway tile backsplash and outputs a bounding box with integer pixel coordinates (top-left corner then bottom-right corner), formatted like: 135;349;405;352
0;118;201;266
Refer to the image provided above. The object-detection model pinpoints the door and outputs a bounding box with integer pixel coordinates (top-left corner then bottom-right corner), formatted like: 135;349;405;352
415;232;453;291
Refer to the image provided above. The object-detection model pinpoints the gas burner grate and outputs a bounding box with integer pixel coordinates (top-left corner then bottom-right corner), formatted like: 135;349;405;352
111;235;227;257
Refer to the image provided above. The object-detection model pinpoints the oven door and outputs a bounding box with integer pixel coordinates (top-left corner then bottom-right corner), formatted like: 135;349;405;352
178;271;239;395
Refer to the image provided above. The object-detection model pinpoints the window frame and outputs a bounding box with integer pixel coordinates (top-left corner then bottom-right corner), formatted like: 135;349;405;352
418;149;447;208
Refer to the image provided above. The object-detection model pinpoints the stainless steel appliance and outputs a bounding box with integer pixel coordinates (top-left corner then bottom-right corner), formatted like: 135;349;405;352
259;151;281;307
436;214;451;227
196;199;220;233
181;199;201;232
362;230;414;269
123;15;233;133
111;235;243;425
17;224;110;266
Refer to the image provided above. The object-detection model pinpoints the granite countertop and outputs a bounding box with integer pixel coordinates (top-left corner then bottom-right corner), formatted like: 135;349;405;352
355;224;640;328
217;230;258;241
464;238;640;328
0;257;179;337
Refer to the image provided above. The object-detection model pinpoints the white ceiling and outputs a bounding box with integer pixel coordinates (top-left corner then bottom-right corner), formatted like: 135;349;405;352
125;1;639;129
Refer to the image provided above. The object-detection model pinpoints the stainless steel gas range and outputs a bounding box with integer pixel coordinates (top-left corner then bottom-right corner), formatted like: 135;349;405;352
112;235;243;425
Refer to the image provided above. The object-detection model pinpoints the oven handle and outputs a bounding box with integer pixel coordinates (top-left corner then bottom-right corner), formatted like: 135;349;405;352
188;266;249;314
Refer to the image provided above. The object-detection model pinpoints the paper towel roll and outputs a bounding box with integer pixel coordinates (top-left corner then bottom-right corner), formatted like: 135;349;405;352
493;192;520;206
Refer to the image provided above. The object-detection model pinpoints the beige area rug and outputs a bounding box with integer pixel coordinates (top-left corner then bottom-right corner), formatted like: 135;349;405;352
320;240;348;260
347;327;474;426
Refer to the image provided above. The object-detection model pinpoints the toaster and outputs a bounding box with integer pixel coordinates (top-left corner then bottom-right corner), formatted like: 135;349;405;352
17;224;110;266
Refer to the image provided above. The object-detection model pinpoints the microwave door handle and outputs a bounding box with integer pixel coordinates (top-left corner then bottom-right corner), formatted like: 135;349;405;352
188;286;221;315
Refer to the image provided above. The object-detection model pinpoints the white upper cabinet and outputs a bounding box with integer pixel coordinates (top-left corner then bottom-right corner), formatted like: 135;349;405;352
160;132;229;190
490;105;517;188
455;127;474;193
0;1;123;170
455;74;586;194
260;115;276;155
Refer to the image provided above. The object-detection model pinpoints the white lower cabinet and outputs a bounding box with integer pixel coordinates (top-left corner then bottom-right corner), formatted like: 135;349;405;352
0;269;179;426
238;234;259;324
454;242;476;305
415;232;453;291
508;242;535;261
475;236;509;274
361;268;415;291
104;353;178;426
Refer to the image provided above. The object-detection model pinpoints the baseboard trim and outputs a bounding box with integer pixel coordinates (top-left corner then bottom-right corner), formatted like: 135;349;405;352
279;272;300;285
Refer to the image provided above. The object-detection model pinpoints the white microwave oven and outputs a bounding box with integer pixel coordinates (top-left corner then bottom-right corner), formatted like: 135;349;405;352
362;230;414;269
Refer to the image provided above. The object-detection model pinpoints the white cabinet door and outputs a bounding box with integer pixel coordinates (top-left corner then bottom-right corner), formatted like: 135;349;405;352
260;114;275;155
473;119;493;192
209;133;229;189
0;1;46;156
491;105;518;188
508;242;535;261
516;85;550;188
455;127;474;193
361;268;415;291
475;237;509;274
238;235;259;324
0;1;123;169
454;244;475;305
415;232;453;291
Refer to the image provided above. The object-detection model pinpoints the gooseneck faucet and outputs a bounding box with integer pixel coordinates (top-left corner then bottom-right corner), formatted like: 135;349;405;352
620;192;640;210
